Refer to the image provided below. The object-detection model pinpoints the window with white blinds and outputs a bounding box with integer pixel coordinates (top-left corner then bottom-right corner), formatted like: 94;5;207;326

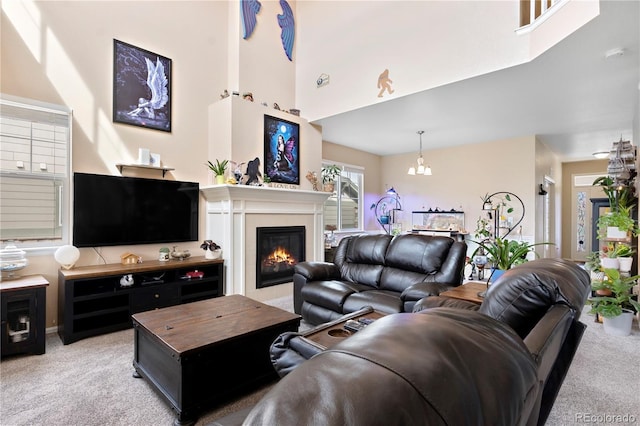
0;95;71;247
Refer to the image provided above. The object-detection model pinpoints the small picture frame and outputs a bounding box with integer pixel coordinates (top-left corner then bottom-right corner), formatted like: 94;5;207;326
149;153;161;167
113;39;172;132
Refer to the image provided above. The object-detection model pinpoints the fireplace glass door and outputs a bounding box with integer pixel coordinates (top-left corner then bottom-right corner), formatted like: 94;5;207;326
256;226;305;288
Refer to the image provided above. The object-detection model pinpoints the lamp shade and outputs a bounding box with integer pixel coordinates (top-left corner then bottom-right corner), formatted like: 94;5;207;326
408;130;432;176
54;245;80;269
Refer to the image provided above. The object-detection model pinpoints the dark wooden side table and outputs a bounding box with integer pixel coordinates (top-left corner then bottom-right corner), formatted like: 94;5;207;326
1;274;49;357
438;281;487;305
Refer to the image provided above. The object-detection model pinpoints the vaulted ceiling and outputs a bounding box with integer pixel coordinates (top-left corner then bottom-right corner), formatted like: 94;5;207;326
314;1;639;162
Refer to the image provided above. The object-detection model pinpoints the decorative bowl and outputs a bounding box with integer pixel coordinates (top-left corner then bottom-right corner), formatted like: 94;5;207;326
0;244;28;278
171;248;191;260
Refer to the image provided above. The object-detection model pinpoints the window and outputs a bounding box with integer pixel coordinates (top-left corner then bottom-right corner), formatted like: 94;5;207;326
322;162;363;231
0;95;71;248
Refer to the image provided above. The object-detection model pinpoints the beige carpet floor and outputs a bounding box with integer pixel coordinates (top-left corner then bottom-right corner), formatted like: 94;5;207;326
1;296;638;425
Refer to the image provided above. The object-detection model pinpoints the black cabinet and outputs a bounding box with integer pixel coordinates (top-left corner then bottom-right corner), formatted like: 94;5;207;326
58;257;224;344
1;275;49;357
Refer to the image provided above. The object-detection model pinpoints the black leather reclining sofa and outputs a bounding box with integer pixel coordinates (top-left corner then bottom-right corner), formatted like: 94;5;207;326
293;233;467;325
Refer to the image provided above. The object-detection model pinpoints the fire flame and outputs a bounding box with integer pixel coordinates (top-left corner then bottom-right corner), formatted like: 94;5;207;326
263;246;297;268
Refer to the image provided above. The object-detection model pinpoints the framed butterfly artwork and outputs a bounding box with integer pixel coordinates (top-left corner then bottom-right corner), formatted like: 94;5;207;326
264;115;300;185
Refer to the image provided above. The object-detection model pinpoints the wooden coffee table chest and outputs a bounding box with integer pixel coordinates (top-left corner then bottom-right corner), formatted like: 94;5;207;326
131;295;300;425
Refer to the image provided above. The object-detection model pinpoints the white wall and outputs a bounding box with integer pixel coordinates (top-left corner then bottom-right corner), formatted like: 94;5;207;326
295;0;599;121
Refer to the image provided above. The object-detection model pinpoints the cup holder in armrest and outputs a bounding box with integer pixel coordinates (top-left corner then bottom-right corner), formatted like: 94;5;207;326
328;329;351;338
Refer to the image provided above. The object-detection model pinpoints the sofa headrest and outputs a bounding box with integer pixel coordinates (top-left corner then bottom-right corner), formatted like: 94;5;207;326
342;234;393;265
479;258;591;338
385;234;456;273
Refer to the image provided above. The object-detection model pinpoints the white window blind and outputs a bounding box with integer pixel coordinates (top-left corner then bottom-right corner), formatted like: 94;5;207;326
322;161;364;231
0;95;71;246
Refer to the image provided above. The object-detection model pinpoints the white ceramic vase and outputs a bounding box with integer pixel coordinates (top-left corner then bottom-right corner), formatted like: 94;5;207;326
606;226;628;240
600;257;619;270
602;310;634;336
618;257;633;272
590;270;605;281
205;249;222;260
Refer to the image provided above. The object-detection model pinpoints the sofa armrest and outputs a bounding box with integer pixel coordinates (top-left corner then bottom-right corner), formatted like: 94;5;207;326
294;261;341;281
270;332;326;378
400;281;448;302
413;296;481;312
270;307;375;377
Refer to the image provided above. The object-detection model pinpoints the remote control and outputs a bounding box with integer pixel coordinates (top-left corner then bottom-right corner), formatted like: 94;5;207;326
344;320;365;333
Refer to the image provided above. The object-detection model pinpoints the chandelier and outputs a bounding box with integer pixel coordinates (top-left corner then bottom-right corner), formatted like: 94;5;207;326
407;130;432;176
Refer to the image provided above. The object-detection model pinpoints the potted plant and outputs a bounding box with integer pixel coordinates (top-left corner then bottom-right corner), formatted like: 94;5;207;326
585;250;604;282
589;268;640;336
200;240;222;259
473;216;491;239
600;242;621;270
596;205;639;239
593;176;635;213
321;164;341;192
593;176;638;239
480;193;493;211
472;237;552;282
614;242;635;272
206;159;229;184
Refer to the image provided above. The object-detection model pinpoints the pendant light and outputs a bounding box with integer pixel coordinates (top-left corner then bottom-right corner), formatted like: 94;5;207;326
407;130;432;176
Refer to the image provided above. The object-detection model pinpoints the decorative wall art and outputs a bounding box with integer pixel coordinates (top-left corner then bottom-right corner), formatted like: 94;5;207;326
264;115;299;185
241;0;262;39
113;39;172;132
377;69;394;98
277;0;295;61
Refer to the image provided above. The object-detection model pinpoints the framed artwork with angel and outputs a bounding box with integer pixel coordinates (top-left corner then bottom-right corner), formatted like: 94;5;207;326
113;39;172;132
264;115;300;185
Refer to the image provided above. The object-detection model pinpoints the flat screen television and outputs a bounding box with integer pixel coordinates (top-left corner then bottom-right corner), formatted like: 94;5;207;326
73;172;199;247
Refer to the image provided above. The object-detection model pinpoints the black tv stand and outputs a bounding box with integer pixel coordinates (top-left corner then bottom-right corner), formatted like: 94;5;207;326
57;257;224;344
141;279;164;286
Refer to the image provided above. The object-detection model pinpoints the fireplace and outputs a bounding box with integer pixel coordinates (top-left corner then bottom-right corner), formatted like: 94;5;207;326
256;226;305;289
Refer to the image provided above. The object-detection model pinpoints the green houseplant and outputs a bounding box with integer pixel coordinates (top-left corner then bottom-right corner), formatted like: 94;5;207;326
596;205;639;239
321;164;341;192
593;176;638;238
585;250;604;281
593;176;635;213
200;240;222;259
207;159;228;184
589;268;640;336
472;237;552;280
473;216;491;239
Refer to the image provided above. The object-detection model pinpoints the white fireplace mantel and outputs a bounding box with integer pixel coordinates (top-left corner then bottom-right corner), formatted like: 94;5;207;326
200;184;330;299
201;184;331;205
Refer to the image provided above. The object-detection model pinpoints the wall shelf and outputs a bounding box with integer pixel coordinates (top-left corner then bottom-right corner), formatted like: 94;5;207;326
116;163;174;177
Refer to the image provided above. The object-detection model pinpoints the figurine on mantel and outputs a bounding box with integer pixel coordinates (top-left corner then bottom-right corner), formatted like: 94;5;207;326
244;157;262;185
306;171;319;191
229;160;245;184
